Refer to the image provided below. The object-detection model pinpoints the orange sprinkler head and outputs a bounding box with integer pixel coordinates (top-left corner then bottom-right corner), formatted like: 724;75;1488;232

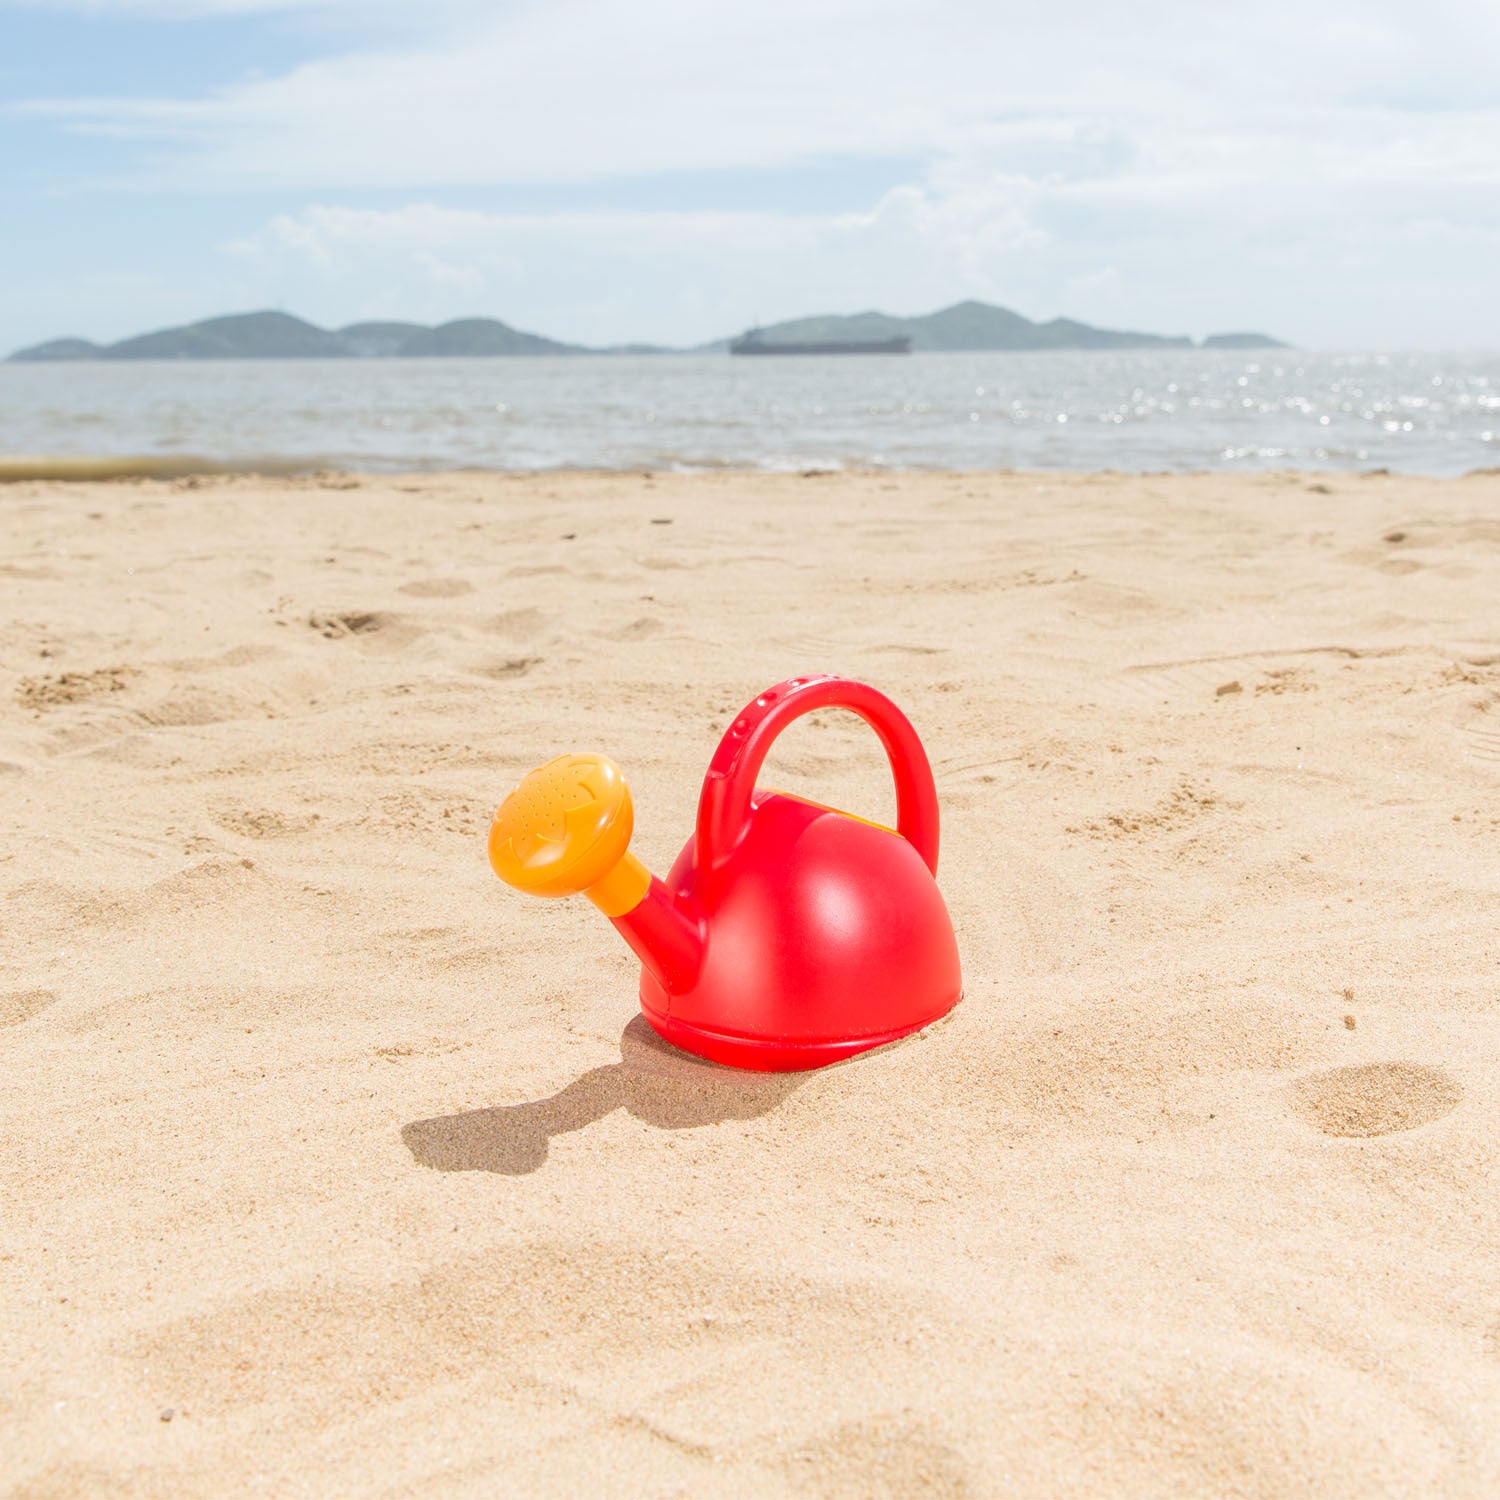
488;753;651;916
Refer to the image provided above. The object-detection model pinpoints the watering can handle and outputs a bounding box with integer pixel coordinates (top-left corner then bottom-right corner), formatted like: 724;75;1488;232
696;675;941;877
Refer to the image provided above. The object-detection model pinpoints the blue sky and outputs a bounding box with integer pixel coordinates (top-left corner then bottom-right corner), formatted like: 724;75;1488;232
2;0;1498;354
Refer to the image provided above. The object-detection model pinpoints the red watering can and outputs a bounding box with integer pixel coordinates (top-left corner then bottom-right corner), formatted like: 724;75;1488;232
488;675;962;1070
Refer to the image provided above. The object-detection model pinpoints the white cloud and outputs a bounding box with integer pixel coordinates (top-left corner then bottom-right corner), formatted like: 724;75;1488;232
223;203;867;343
8;0;1500;347
2;0;434;14
218;126;1500;350
17;0;1499;190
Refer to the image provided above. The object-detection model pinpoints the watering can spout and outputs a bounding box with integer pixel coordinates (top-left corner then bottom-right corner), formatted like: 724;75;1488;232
487;753;704;993
607;875;704;995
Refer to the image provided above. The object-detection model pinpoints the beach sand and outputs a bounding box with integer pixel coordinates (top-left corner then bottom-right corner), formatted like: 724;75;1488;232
3;467;1499;1497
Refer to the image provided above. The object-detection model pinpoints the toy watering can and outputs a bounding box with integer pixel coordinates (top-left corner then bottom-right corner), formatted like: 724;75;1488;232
488;675;962;1070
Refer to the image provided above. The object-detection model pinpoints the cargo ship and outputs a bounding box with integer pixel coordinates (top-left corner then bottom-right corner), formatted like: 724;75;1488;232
729;328;912;356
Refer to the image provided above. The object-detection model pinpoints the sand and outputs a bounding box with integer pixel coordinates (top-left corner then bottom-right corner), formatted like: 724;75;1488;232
2;467;1499;1497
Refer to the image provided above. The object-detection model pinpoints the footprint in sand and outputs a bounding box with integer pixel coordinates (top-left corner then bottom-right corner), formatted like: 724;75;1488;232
307;610;424;651
1457;721;1500;771
397;577;473;598
473;657;537;680
308;610;387;639
2;989;59;1028
211;806;321;839
14;666;136;710
484;606;552;642
1289;1061;1462;1137
781;1421;973;1498
1375;530;1424;575
609;617;663;642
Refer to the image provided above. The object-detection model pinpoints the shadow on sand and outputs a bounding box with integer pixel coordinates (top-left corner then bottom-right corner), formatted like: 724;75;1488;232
401;1014;804;1175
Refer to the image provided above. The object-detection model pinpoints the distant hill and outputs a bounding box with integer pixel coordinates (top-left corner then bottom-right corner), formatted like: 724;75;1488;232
378;318;575;357
15;337;106;362
7;301;1286;361
737;300;1284;352
8;310;582;362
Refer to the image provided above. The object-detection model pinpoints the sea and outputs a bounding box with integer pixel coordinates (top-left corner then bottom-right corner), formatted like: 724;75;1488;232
2;350;1496;477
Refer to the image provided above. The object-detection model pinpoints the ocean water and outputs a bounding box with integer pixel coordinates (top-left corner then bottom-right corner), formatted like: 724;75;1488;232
2;350;1497;476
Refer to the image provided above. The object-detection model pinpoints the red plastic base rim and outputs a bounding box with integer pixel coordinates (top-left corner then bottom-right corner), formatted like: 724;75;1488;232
639;993;961;1073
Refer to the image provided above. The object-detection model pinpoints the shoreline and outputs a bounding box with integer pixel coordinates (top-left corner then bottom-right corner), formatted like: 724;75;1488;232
4;454;1500;483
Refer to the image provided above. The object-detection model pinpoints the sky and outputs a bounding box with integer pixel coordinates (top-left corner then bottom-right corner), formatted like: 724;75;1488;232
2;0;1498;355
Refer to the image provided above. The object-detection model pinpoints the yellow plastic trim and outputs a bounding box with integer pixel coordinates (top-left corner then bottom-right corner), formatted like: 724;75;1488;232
586;851;651;917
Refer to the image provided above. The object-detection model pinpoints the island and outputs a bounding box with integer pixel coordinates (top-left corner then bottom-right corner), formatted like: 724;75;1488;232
8;303;1287;361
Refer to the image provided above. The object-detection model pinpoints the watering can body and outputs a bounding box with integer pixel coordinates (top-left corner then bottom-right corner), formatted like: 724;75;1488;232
638;785;961;1069
489;675;962;1072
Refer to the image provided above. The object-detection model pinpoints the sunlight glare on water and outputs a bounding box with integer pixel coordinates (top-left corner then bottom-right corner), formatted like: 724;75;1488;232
2;350;1496;475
